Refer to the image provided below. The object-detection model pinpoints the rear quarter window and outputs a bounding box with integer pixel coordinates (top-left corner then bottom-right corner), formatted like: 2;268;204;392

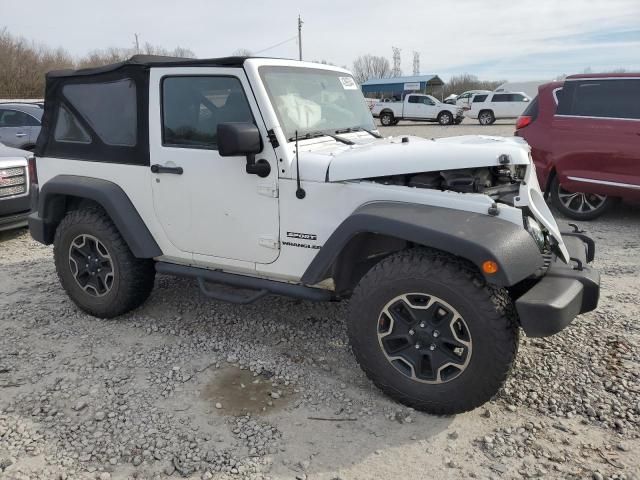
62;79;138;146
558;79;640;119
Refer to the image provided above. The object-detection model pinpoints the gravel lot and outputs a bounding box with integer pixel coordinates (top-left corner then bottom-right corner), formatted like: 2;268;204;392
1;121;638;480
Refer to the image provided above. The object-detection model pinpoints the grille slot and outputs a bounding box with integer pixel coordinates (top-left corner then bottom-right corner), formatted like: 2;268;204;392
0;166;27;198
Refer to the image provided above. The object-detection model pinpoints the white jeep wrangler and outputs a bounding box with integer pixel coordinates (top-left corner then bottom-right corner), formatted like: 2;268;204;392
29;55;600;414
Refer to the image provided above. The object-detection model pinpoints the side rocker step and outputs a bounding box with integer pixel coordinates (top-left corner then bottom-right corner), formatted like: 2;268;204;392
155;262;332;304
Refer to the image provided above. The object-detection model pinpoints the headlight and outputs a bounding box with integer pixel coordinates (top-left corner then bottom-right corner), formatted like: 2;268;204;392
525;216;546;251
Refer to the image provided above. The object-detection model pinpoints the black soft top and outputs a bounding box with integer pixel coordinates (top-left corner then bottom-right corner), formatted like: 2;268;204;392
36;55;256;164
47;55;248;79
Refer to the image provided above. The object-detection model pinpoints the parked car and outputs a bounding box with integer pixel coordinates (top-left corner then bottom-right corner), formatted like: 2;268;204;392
467;92;531;125
29;55;598;415
515;73;640;220
0;143;36;231
455;90;491;110
444;93;459;105
0;103;43;150
371;94;464;126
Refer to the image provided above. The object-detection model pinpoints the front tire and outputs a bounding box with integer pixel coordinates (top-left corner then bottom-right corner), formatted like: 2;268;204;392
53;208;156;318
437;111;453;125
549;176;615;220
347;249;518;414
380;112;395;126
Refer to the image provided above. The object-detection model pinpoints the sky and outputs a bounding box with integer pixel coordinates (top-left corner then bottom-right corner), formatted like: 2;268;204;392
1;0;639;81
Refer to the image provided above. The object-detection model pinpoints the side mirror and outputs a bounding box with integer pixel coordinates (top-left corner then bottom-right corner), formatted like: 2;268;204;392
216;122;270;178
217;122;262;156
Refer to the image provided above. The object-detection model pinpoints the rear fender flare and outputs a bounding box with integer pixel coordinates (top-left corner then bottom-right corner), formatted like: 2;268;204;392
33;175;161;258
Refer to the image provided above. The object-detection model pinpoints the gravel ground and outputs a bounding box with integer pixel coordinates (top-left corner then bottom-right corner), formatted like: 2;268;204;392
1;122;639;480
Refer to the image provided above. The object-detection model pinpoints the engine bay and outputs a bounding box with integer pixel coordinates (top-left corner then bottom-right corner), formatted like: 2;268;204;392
367;166;525;205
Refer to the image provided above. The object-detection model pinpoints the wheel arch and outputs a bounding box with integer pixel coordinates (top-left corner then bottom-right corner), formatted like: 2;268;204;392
301;202;543;293
29;175;162;258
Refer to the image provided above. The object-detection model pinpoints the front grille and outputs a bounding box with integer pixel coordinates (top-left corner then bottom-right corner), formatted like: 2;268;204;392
0;166;27;198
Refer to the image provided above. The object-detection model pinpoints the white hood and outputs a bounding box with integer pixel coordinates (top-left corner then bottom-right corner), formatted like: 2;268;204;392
330;135;532;182
296;135;532;183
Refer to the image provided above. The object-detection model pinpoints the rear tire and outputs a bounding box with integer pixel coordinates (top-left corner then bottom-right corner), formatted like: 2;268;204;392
437;111;453;125
380;112;395;126
549;176;615;220
478;110;495;125
347;249;518;414
53;207;156;318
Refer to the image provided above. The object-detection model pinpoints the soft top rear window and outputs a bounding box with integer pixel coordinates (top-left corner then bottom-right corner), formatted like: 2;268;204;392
62;79;137;146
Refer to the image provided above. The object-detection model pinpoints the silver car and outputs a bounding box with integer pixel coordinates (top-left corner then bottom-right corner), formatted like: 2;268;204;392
0;103;43;150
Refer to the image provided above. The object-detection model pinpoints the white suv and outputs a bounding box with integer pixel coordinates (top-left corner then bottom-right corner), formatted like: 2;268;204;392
467;91;532;125
455;90;491;111
29;55;599;415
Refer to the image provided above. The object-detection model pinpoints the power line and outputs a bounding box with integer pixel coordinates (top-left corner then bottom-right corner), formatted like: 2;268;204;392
253;35;298;55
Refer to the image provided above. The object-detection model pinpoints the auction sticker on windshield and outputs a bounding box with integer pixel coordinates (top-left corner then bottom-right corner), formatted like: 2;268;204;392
339;77;358;90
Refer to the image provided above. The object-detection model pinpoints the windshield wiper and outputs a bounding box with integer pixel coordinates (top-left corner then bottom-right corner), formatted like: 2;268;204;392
335;126;382;139
288;131;354;145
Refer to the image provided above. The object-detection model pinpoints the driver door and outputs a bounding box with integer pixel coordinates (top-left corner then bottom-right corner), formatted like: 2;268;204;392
148;68;280;265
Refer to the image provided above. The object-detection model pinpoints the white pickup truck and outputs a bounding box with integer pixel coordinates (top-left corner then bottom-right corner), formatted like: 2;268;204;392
371;94;464;126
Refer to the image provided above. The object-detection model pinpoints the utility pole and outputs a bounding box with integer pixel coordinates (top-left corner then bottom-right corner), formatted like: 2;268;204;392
392;47;402;77
134;33;140;54
413;51;420;76
297;15;303;61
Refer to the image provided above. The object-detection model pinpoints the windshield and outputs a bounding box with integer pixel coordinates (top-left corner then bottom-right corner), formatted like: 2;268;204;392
259;66;375;141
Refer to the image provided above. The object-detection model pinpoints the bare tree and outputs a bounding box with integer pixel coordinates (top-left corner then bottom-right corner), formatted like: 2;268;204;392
232;48;252;56
0;28;196;98
442;73;504;97
352;54;391;84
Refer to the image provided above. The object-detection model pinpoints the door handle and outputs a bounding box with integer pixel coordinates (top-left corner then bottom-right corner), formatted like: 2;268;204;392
15;133;27;137
151;164;183;175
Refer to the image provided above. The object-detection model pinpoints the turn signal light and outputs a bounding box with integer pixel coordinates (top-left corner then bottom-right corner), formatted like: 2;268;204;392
482;260;499;274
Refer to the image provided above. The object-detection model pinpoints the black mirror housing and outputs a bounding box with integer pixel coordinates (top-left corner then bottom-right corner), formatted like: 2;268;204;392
217;122;262;156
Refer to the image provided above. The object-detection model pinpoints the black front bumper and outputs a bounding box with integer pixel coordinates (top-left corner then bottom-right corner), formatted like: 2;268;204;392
515;233;600;337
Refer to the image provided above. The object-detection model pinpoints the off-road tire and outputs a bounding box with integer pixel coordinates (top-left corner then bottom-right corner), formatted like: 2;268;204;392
380;112;394;126
437;111;453;125
478;110;495;125
53;207;156;318
549;176;615;221
347;248;519;414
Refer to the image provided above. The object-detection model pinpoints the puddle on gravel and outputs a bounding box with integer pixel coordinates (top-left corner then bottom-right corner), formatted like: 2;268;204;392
202;366;294;416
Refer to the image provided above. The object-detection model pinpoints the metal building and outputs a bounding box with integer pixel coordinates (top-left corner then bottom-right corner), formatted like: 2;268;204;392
360;75;444;100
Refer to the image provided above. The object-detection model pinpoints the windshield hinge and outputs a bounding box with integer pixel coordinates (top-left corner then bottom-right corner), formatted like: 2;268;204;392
258;235;280;250
267;129;279;148
257;184;278;198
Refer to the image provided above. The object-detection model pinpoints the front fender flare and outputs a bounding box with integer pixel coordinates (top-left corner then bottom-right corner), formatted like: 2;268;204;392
301;202;542;287
29;175;162;258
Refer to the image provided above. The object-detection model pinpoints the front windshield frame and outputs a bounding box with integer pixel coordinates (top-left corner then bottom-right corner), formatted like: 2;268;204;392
258;66;375;141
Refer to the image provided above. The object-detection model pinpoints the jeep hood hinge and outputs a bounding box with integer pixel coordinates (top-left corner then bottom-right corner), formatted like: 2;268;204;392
267;129;279;148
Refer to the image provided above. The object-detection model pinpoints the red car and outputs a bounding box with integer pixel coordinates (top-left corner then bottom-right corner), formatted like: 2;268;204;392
515;73;640;220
